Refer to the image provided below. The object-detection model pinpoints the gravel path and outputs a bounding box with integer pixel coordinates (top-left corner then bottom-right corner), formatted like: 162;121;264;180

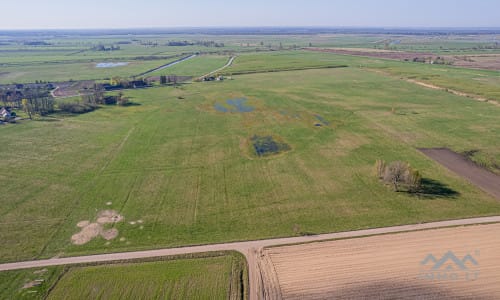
1;216;500;299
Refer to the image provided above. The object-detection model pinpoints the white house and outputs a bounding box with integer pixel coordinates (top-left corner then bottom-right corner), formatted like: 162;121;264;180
0;107;11;119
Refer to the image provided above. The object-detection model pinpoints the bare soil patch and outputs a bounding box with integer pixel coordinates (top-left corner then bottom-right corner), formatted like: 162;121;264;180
101;228;119;240
22;280;43;289
76;220;90;228
420;148;500;199
307;48;500;71
262;223;500;299
445;54;500;71
96;210;124;224
306;47;434;61
71;210;124;245
52;80;95;98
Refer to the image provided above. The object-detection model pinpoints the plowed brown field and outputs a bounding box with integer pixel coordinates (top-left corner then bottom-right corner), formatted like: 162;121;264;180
263;224;500;299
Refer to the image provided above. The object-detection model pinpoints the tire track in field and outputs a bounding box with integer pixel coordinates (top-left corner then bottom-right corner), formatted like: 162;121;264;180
99;126;136;174
365;68;500;107
192;171;202;224
36;123;139;259
150;173;173;233
116;175;139;227
198;56;236;81
0;185;52;219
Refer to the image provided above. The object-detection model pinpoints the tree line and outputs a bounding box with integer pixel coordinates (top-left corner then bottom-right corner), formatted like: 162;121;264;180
0;86;55;119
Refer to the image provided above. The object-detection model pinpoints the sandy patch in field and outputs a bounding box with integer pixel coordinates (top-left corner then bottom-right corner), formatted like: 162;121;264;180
101;228;119;240
22;280;43;289
261;223;500;299
71;210;124;245
76;220;90;228
33;269;47;275
96;210;124;224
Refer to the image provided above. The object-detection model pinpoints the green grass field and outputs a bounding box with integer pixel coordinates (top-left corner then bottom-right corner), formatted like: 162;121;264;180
1;32;500;299
225;50;351;74
0;58;184;84
0;252;246;300
1;55;499;263
149;55;231;77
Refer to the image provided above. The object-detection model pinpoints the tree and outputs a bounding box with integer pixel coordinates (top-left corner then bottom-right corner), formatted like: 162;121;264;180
407;169;422;193
376;160;422;193
22;98;33;120
383;161;408;191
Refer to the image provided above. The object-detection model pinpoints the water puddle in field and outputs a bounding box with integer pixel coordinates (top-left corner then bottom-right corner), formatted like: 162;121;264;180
214;98;254;113
251;135;291;157
315;114;330;126
280;110;301;119
96;62;129;68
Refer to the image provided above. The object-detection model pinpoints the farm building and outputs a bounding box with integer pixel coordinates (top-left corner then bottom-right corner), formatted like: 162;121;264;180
0;107;11;119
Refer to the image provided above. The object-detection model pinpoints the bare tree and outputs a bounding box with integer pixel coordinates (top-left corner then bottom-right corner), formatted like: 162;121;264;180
376;160;422;193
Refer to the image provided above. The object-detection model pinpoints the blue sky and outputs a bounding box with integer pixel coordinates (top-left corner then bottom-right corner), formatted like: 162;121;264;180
1;0;499;29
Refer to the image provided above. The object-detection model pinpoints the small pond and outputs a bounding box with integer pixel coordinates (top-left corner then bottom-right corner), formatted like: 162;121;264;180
214;98;255;113
96;62;129;68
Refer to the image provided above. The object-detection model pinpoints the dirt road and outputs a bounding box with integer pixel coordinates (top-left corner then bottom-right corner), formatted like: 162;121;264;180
420;148;500;199
1;216;500;299
198;56;236;80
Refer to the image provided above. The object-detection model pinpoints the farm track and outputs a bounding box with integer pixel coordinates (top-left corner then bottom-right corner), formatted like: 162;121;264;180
366;68;500;106
198;56;236;80
420;148;500;199
1;216;500;300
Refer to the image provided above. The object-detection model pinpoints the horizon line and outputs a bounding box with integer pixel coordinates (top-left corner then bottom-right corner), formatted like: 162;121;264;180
1;26;500;31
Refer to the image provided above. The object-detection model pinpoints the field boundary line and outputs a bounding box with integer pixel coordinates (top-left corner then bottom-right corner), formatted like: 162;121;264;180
365;68;499;107
198;55;236;80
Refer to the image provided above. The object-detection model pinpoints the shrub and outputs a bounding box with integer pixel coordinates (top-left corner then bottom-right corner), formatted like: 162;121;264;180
376;160;422;192
59;102;97;114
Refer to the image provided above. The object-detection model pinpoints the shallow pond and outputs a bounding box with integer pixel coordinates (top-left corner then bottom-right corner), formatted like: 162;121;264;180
214;98;255;113
96;62;129;68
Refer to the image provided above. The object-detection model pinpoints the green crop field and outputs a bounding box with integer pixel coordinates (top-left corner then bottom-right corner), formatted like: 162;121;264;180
149;55;231;77
0;252;246;300
1;49;499;264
